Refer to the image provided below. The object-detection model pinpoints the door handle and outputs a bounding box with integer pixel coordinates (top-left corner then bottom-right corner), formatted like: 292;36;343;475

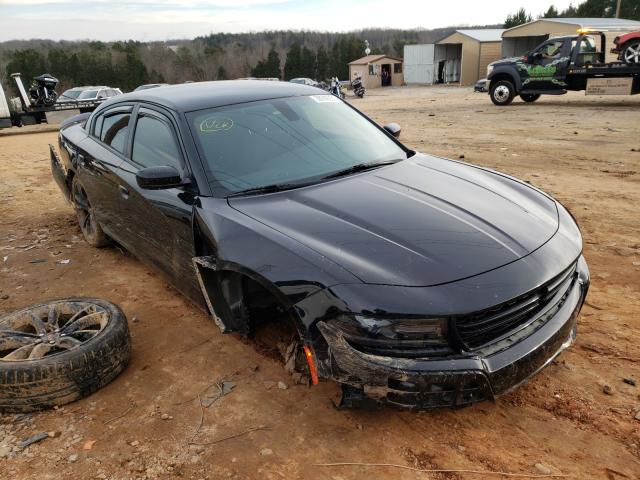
118;185;129;199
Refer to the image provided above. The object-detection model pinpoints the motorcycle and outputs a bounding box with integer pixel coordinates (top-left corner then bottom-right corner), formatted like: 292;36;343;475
29;74;59;107
351;73;365;98
328;77;345;99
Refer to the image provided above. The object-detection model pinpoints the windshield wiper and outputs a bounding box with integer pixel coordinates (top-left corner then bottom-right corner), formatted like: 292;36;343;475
226;182;306;198
321;159;402;180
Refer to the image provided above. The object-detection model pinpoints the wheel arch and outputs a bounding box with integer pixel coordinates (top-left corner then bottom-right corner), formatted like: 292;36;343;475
489;68;522;92
192;222;302;335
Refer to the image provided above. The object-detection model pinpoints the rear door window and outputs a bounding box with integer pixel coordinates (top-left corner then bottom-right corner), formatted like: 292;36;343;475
91;106;133;155
100;113;130;153
130;111;182;172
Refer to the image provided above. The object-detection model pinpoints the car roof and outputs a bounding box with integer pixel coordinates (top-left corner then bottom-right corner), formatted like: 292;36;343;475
548;35;582;41
66;86;107;91
105;80;323;112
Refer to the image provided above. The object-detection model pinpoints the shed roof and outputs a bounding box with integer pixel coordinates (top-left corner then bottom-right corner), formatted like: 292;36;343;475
349;54;402;65
437;29;505;44
505;17;640;34
456;29;505;42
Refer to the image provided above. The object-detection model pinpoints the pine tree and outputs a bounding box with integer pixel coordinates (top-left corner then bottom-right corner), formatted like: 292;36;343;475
542;5;559;17
251;46;281;79
301;47;316;78
284;42;302;80
504;8;533;28
315;45;329;81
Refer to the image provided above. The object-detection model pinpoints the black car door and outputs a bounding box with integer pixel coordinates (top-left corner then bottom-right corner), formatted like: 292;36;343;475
526;39;571;92
75;105;133;238
115;105;200;297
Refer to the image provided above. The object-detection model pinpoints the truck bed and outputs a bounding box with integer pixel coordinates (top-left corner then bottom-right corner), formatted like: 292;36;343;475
568;61;640;76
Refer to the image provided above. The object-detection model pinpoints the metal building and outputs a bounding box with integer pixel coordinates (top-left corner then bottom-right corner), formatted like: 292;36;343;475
502;18;640;61
404;44;436;84
404;29;504;86
348;55;404;89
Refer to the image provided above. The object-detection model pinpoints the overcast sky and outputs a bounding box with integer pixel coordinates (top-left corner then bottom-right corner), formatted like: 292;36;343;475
0;0;578;42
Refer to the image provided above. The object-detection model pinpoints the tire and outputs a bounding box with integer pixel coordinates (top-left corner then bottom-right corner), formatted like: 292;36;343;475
622;40;640;64
0;298;131;412
72;176;110;247
490;80;516;106
520;94;541;103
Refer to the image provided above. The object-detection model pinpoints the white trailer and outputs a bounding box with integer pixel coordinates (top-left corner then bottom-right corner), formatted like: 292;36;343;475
0;81;12;128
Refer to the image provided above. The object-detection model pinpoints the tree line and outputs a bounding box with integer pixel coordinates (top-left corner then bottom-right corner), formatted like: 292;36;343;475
3;0;636;95
251;36;368;81
0;27;460;95
505;0;640;28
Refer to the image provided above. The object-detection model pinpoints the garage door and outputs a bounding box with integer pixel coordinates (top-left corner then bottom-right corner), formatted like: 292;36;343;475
404;44;435;84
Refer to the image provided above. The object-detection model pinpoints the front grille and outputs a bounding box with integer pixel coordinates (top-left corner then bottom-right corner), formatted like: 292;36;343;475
455;263;577;350
345;340;452;359
384;374;490;409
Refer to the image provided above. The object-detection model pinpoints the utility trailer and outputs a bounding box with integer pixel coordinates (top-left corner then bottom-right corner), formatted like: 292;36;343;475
0;73;104;129
486;31;640;105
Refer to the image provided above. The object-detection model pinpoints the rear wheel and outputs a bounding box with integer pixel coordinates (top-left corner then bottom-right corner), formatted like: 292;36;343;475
71;177;110;248
520;93;541;103
623;40;640;64
490;80;515;106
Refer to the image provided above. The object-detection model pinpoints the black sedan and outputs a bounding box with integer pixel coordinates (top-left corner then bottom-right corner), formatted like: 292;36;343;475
51;81;589;410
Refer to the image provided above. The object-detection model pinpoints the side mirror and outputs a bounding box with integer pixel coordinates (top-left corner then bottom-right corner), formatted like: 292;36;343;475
383;123;401;138
136;165;182;190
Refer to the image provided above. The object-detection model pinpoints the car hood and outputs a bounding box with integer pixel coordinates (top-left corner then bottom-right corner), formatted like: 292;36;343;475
491;57;522;67
228;154;559;287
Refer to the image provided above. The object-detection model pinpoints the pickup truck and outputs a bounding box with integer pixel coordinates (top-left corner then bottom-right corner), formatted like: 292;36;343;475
486;32;640;105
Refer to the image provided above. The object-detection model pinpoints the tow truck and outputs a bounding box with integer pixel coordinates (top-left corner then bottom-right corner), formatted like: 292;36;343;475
486;31;640;105
0;73;104;129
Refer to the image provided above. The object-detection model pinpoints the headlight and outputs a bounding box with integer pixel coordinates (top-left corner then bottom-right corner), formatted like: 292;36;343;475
332;315;451;358
487;65;494;76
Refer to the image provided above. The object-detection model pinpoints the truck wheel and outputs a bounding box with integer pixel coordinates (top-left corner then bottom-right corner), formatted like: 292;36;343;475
0;298;131;412
520;94;541;103
490;80;515;106
71;177;111;248
623;40;640;64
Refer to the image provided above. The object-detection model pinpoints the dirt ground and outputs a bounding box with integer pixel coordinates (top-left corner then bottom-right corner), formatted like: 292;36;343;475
1;86;639;480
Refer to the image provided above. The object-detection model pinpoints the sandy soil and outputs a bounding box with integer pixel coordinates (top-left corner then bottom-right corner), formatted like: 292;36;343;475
1;87;639;480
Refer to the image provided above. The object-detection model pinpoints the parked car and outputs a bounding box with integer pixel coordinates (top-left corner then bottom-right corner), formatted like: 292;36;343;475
134;83;169;91
50;81;589;410
612;31;640;64
57;86;106;103
289;77;320;87
76;87;123;101
474;78;488;92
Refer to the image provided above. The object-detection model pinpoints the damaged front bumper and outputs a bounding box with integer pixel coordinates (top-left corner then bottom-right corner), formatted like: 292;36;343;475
50;144;72;203
316;257;589;410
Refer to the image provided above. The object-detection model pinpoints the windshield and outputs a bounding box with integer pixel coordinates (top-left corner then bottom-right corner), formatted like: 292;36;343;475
188;95;408;196
78;90;98;99
62;90;81;99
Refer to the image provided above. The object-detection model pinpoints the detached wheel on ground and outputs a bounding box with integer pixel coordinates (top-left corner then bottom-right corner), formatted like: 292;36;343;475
490;80;516;106
520;94;541;103
623;40;640;64
72;176;111;247
0;298;131;412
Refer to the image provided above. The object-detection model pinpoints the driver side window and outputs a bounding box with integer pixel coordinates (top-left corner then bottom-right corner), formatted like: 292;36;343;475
131;113;182;173
539;40;564;59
